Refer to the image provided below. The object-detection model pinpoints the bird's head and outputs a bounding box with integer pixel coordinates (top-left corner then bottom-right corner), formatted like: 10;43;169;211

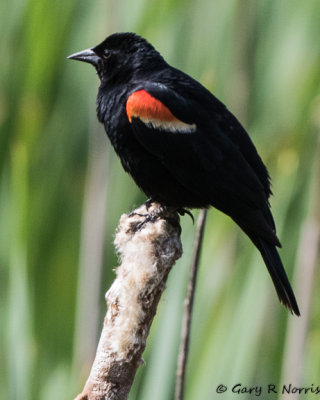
68;32;165;84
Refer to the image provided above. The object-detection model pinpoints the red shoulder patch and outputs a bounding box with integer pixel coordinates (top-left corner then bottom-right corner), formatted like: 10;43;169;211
126;90;196;133
126;90;177;123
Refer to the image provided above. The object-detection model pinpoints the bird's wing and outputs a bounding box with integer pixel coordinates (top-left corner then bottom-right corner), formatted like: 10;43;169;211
165;69;272;200
126;83;275;238
125;83;299;315
188;86;272;200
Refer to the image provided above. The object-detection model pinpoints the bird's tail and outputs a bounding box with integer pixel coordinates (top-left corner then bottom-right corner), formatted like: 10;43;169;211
255;238;300;316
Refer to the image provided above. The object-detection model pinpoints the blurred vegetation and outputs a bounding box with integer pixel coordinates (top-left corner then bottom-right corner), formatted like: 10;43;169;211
1;0;319;399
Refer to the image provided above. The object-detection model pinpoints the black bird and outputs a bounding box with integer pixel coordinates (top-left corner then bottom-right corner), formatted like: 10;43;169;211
68;32;300;315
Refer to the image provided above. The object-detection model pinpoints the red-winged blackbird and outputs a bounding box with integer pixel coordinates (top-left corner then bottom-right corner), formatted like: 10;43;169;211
68;32;299;315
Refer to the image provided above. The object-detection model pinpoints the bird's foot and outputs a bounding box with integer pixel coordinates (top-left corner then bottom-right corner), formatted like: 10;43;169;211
128;201;181;234
143;199;194;223
130;213;159;232
129;212;181;234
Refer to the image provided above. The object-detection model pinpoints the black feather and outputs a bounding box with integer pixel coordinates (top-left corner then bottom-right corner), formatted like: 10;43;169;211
256;239;300;316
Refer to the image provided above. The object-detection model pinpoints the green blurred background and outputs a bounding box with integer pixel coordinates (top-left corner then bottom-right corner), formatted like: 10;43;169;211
1;0;319;399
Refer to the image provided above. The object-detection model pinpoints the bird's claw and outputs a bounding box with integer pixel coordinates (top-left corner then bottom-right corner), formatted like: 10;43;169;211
176;208;194;224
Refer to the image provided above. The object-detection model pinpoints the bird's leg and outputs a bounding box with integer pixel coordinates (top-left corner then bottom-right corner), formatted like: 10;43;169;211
144;198;154;210
128;198;153;218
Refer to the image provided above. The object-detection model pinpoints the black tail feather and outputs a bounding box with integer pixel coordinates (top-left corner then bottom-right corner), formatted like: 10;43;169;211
257;239;300;316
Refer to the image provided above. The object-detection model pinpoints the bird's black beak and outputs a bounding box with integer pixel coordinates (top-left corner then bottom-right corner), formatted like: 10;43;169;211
67;48;100;67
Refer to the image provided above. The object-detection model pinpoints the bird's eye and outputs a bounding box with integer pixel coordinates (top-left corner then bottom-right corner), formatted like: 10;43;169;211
103;51;111;60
